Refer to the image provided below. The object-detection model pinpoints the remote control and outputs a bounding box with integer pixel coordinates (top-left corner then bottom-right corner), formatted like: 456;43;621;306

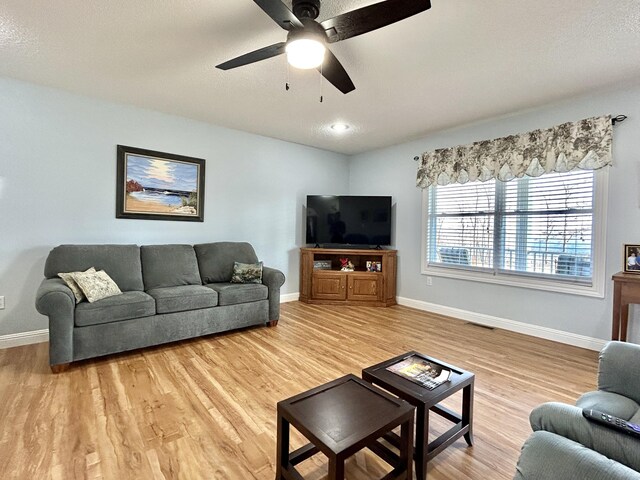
582;409;640;439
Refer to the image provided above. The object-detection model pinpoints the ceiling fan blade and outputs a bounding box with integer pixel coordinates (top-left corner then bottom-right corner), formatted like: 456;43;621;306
320;0;431;43
319;49;355;94
216;42;287;70
253;0;304;30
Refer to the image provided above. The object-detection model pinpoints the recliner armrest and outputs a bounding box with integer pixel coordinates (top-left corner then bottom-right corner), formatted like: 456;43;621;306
598;341;640;404
514;430;640;480
530;402;640;472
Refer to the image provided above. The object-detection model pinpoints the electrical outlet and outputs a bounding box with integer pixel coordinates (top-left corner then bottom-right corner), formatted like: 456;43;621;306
0;296;4;309
426;277;433;286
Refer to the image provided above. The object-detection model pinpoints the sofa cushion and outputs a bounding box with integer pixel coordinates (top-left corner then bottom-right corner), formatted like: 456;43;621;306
141;244;202;289
205;282;268;306
75;291;155;327
194;242;259;283
147;285;218;314
45;244;144;291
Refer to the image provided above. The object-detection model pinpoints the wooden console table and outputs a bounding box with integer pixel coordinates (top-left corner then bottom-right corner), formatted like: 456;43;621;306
611;272;640;341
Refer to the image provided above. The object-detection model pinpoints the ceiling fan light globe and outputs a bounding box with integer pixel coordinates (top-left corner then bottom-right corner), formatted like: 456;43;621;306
286;38;326;69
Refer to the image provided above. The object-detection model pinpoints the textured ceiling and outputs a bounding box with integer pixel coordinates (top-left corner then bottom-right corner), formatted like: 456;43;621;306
1;0;639;155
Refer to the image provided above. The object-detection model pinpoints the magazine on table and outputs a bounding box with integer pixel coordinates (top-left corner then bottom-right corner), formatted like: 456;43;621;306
386;355;451;390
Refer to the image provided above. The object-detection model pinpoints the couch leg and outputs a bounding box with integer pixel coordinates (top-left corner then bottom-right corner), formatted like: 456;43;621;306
268;320;278;327
51;363;70;373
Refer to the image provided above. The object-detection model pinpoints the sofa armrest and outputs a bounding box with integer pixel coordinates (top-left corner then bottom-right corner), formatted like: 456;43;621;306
514;430;640;480
530;402;640;472
35;278;75;366
262;266;285;321
598;341;640;404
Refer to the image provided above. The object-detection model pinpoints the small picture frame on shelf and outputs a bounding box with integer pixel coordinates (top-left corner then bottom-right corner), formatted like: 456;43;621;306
313;260;332;270
366;261;382;272
624;244;640;273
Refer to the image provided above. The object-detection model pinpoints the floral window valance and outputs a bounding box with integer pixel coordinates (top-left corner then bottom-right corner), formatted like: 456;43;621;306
416;115;612;188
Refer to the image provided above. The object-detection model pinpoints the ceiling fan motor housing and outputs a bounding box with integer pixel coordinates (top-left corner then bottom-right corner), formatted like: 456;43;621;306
292;0;321;20
287;18;327;44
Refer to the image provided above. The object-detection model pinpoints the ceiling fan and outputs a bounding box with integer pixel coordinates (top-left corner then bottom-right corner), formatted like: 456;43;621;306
216;0;432;94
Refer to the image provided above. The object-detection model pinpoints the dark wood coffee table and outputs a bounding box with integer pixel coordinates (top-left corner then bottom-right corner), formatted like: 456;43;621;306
362;352;475;480
276;374;415;480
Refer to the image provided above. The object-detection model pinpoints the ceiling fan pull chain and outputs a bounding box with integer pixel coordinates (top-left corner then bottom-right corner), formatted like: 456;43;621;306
319;63;323;103
286;58;290;91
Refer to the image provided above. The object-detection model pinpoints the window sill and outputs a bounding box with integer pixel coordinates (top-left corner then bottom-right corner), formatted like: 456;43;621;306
421;264;605;298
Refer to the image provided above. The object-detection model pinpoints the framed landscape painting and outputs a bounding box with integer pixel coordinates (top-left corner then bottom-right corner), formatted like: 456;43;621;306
116;145;205;222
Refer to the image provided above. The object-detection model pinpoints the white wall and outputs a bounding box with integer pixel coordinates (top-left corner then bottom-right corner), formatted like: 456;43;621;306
349;83;640;344
0;77;348;337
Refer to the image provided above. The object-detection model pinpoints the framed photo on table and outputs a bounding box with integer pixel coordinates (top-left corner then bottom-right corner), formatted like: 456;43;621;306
116;145;205;222
623;244;640;273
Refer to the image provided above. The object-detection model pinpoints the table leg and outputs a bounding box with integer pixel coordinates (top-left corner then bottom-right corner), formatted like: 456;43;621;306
276;414;289;480
400;417;414;480
462;382;474;447
612;281;622;341
621;303;630;342
415;405;429;480
328;454;345;480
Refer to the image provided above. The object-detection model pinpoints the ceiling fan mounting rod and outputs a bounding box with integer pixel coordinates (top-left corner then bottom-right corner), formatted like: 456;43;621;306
292;0;321;20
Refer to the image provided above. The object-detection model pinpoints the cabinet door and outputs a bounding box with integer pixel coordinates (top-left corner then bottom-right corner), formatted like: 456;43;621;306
312;272;347;300
347;274;383;301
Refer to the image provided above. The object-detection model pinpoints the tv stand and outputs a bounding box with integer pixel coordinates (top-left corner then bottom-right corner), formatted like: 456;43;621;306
299;247;397;307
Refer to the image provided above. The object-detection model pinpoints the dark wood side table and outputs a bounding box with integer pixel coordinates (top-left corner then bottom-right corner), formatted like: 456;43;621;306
276;374;415;480
362;352;475;480
612;272;640;341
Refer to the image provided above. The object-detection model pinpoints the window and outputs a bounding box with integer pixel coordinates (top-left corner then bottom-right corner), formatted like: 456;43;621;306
422;169;608;296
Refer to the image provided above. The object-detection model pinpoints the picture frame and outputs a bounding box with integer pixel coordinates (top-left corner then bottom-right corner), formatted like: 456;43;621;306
313;260;332;270
366;261;382;272
623;244;640;273
116;145;205;222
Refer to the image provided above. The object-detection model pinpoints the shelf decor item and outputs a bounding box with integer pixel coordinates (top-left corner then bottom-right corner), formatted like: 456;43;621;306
116;145;205;222
340;258;355;271
623;244;640;274
313;260;332;270
366;261;382;272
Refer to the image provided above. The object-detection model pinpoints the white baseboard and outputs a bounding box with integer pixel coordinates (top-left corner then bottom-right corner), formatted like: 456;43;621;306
397;296;608;351
280;292;299;303
0;329;49;349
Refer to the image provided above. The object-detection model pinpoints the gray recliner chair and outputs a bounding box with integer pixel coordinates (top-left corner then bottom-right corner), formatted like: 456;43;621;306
514;341;640;479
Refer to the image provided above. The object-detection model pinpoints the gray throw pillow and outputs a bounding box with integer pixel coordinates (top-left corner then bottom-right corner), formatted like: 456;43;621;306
230;261;263;284
58;267;96;303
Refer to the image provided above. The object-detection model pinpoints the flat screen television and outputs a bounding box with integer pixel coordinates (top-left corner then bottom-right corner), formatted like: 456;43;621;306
305;195;392;247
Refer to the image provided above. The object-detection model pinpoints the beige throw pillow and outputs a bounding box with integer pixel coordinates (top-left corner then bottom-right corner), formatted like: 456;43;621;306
71;270;122;303
58;267;96;304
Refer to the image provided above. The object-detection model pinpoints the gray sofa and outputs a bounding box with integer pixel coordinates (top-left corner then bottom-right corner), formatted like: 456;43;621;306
514;341;640;479
35;242;285;371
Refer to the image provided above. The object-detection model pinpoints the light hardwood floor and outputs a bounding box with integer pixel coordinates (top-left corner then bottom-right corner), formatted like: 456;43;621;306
0;302;599;479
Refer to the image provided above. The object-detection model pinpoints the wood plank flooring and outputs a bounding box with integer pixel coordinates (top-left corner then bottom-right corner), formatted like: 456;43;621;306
0;302;599;479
